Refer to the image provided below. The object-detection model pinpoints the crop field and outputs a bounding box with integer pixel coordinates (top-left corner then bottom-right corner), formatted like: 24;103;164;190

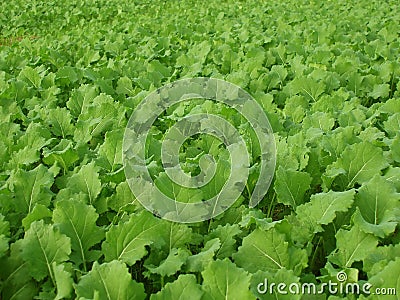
0;0;399;299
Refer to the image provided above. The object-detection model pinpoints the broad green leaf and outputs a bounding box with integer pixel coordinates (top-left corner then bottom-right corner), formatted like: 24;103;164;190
0;241;38;300
0;214;10;257
20;220;71;282
283;95;308;123
391;134;400;163
384;167;400;192
384;113;400;138
75;260;145;300
53;199;104;269
52;263;73;300
368;258;400;300
19;66;41;88
116;76;135;96
21;203;52;230
73;94;125;143
66;162;102;205
287;132;310;170
12;123;51;154
284;76;325;101
150;274;203;300
323;142;389;189
274;166;312;208
102;211;162;265
251;269;301;300
353;175;400;238
328;225;378;268
303;111;335;133
185;238;220;273
364;243;400;276
67;84;98;117
107;181;139;212
204;223;241;259
43;139;79;171
155;172;203;204
145;248;190;277
97;129;123;172
45;107;75;138
202;259;255;300
56;66;80;86
10;164;54;214
233;228;307;275
368;83;390;99
158;221;194;252
379;98;400;115
295;189;355;233
275;136;300;170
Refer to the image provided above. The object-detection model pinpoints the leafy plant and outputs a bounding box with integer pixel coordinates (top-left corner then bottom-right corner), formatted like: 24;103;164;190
0;0;399;299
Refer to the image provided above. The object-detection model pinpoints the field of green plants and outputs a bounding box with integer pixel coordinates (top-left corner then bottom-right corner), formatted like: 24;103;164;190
0;0;399;299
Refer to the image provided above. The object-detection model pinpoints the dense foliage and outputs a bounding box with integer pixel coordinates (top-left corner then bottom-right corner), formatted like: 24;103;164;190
0;0;399;299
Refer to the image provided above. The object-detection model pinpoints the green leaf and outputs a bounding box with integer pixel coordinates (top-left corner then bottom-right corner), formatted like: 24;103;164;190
102;211;162;265
56;66;80;86
233;228;307;275
53;199;104;269
283;95;308;123
328;225;378;268
10;164;54;214
19;66;41;88
379;98;400;115
52;263;73;300
73;94;124;143
43;139;79;171
251;269;301;300
107;181;139;212
154;172;204;204
0;214;10;257
97;129;123;172
67;84;98;118
22;203;52;230
368;83;390;99
204;224;241;259
145;248;190;277
295;189;355;233
202;259;255;300
0;241;38;300
364;243;400;276
116;76;134;96
319;127;360;167
75;260;145;300
153;221;194;254
391;134;400;163
150;274;203;300
384;113;400;138
284;76;325;101
323;142;389;189
384;167;400;191
66;162;102;205
12;123;51;155
20;220;71;282
185;238;220;273
353;175;400;238
274;166;312;208
368;258;400;300
45;107;75;138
